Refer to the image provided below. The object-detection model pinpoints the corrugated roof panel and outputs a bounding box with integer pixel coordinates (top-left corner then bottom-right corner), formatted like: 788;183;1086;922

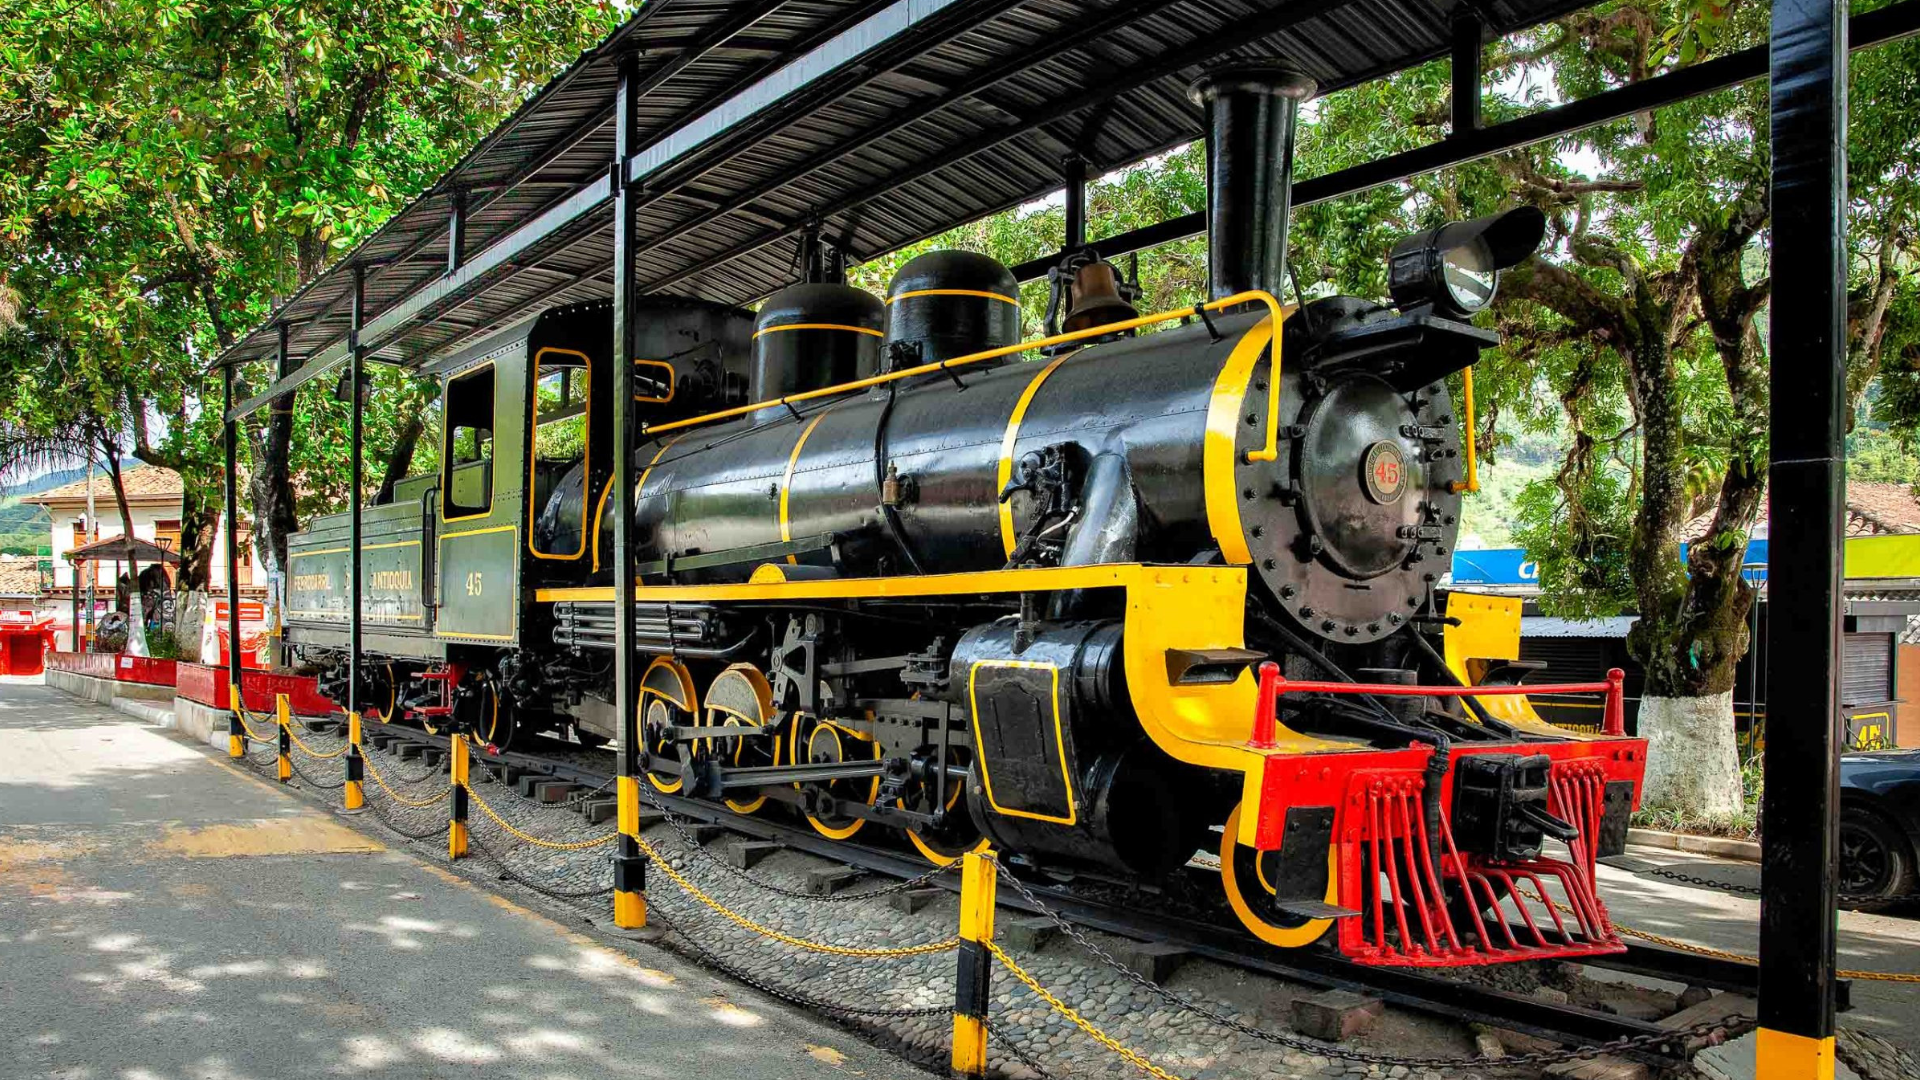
216;0;1591;374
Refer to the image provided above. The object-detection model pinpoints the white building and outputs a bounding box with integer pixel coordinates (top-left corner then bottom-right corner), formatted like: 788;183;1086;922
24;462;263;601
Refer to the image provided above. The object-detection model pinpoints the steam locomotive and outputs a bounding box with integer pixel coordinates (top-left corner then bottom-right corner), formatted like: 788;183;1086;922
287;65;1647;966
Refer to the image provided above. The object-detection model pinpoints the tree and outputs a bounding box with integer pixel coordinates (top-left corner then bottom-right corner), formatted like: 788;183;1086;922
1;0;622;649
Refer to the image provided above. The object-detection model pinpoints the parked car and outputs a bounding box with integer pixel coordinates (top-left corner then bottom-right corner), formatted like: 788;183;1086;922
1840;747;1920;907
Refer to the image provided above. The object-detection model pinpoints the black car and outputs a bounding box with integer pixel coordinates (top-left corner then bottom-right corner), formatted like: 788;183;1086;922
1841;747;1920;907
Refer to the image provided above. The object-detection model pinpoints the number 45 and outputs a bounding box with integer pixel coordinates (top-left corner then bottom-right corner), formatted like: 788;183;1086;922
465;572;483;597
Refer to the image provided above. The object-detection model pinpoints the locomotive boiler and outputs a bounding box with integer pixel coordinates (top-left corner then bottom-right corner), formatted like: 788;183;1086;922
286;64;1648;966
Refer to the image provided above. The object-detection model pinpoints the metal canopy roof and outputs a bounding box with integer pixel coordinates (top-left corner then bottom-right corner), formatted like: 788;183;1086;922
217;0;1591;388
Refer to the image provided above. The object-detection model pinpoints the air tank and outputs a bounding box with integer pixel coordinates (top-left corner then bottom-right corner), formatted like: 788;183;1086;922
883;250;1022;367
749;283;884;400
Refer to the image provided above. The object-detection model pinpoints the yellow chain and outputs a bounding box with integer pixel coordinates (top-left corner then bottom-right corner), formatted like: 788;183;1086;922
361;750;451;807
285;723;350;760
462;782;619;851
1562;901;1920;982
231;706;278;742
633;833;956;958
986;940;1186;1080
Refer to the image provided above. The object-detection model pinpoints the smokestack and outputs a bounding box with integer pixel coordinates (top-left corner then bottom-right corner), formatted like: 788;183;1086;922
1189;64;1317;300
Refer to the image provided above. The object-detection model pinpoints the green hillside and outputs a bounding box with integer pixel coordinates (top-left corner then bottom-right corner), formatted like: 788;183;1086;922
0;496;50;556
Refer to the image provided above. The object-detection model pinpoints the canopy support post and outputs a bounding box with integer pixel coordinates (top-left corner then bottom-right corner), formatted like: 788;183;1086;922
1063;154;1088;252
1759;0;1848;1073
349;266;366;724
1450;16;1482;138
610;51;650;931
223;361;243;697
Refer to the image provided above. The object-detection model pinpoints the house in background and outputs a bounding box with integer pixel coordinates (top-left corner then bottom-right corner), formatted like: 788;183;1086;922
22;464;264;647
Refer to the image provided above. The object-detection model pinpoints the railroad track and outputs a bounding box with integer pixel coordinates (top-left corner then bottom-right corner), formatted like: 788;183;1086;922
354;718;1776;1066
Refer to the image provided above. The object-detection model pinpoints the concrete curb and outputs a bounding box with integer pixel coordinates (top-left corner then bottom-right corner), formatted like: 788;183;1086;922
1628;827;1761;863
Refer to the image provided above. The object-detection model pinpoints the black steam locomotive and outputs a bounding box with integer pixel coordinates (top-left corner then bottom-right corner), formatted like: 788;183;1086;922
288;66;1646;965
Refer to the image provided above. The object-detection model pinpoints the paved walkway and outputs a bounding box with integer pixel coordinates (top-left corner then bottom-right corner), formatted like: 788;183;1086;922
0;679;930;1080
1594;844;1920;1058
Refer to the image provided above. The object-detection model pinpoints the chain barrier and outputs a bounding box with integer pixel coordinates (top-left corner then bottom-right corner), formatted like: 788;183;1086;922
638;785;958;903
360;749;451;807
288;751;346;790
633;831;956;958
650;906;953;1020
467;832;615;900
364;791;446;840
987;855;1754;1072
285;722;350;760
461;781;619;851
987;1017;1057;1080
231;705;279;742
474;761;611;813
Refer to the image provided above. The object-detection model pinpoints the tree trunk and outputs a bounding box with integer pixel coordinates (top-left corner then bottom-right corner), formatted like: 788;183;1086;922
375;395;428;505
1637;692;1744;819
101;448;150;658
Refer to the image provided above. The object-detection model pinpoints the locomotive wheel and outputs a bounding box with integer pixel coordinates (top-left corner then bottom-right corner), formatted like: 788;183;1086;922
902;757;988;867
1218;802;1336;949
373;663;398;723
704;664;779;815
641;657;698;793
792;717;881;840
477;677;516;751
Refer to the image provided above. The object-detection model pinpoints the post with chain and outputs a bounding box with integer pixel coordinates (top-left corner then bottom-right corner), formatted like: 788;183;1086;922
343;711;365;810
608;48;648;933
275;693;292;783
951;848;998;1078
449;733;470;860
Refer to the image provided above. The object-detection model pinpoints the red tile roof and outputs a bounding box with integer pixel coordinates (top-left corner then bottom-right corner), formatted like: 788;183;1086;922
1682;480;1920;541
22;464;183;504
0;556;42;598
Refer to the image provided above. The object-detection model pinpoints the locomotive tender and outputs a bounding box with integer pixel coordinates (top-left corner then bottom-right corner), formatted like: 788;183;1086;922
288;65;1648;966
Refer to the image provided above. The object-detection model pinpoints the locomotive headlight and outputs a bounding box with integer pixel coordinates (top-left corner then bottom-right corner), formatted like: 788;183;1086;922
1387;206;1547;319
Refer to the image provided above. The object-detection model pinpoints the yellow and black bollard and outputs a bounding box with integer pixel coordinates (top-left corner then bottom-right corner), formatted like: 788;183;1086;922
613;775;647;929
448;733;470;860
343;710;365;810
275;693;292;783
228;684;244;759
951;848;998;1078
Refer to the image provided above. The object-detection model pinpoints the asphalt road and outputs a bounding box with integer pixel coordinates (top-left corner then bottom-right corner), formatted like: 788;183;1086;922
0;679;932;1080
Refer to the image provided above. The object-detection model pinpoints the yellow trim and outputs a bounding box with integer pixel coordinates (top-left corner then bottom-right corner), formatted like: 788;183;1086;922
888;287;1019;306
1244;305;1288;463
996;355;1072;558
290;546;349;559
441;359;499;522
441;524;517;541
780;409;833;564
540;560;1186;605
1754;1030;1834;1080
438;630;519;641
287;611;425;621
969;659;1077;826
618;775;641;837
707;664;778;815
1202;319;1274;566
529;347;593;562
908;830;990;868
632;358;676;404
596;436;683;573
613;889;648;929
1449;366;1479;494
646;291;1286;438
1218;801;1335;948
752;321;884;339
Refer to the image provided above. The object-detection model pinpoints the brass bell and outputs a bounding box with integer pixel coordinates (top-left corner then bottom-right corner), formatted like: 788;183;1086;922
1062;261;1139;332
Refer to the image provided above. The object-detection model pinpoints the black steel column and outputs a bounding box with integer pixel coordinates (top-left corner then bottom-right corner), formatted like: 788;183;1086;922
273;322;292;667
1451;17;1482;138
348;266;366;722
223;360;244;755
610;52;648;929
1759;0;1847;1072
1062;155;1088;251
447;189;468;274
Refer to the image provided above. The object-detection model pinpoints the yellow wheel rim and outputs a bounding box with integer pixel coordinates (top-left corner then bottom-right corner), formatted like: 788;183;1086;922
802;722;880;841
642;658;698;794
705;664;778;816
1218;802;1337;949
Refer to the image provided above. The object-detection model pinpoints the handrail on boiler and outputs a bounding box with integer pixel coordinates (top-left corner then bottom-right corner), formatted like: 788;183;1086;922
639;291;1288;442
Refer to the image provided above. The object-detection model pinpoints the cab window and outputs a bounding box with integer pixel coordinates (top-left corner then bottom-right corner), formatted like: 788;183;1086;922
443;364;496;519
530;349;590;556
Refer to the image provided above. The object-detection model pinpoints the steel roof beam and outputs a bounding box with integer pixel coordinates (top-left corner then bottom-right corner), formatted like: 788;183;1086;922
1006;0;1920;282
626;0;1188;259
640;0;1356;292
